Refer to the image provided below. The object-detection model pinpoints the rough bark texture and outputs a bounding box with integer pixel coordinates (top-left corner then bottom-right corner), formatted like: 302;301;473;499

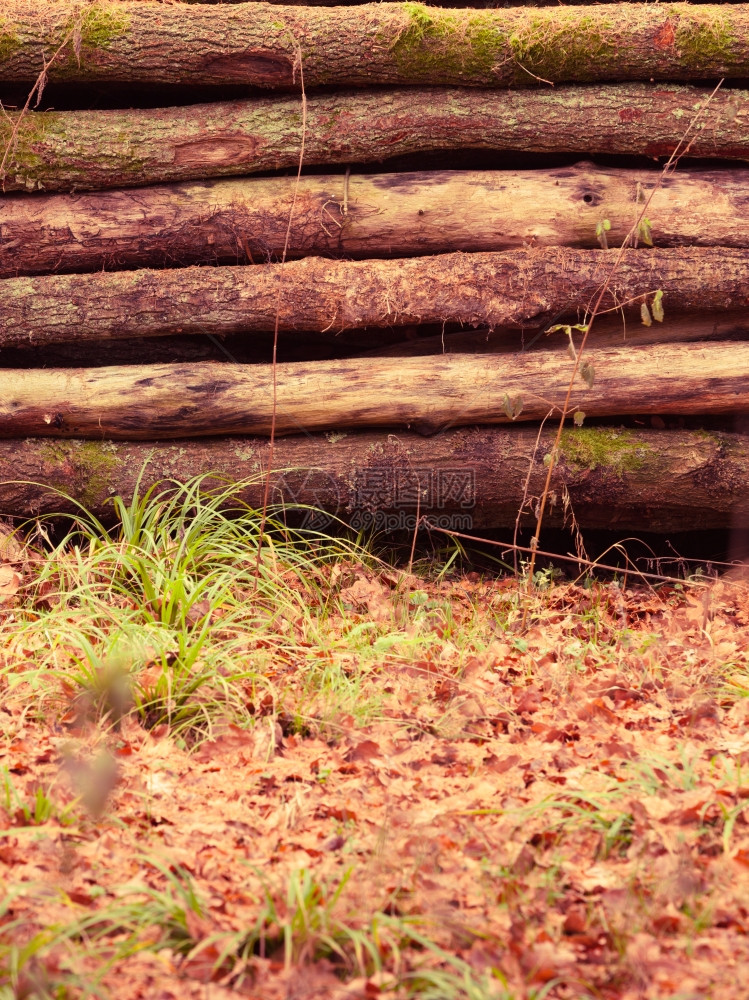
2;427;749;532
4;164;749;277
3;84;749;195
2;311;746;369
170;0;749;5
2;341;749;439
4;248;749;348
0;329;400;369
157;0;749;6
3;2;749;88
365;311;749;356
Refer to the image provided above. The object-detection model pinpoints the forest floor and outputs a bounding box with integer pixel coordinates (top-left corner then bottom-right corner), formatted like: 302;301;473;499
0;495;748;1000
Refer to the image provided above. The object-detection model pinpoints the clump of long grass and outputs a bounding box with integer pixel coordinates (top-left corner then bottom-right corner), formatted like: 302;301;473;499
0;473;364;741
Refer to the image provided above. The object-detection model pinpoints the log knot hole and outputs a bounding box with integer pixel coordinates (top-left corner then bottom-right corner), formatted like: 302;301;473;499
174;137;258;168
201;50;295;85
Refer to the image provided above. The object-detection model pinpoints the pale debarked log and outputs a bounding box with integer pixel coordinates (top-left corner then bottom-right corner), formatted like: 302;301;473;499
3;165;749;277
1;341;749;439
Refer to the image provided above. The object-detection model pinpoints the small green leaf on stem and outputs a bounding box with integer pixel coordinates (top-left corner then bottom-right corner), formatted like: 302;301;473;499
640;302;652;327
547;323;589;361
652;289;664;323
502;393;523;421
546;323;589;337
573;410;586;427
580;361;595;389
595;218;611;250
638;217;653;247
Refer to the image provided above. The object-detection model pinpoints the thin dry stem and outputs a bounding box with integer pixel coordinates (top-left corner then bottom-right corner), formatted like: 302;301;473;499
0;27;79;188
430;525;711;590
255;44;307;582
519;79;726;625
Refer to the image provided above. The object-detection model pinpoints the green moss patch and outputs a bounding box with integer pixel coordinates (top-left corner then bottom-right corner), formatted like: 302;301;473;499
45;2;131;79
40;440;120;509
0;113;49;190
74;3;129;50
671;5;734;72
0;18;21;65
387;4;503;81
507;10;617;82
386;3;619;84
558;427;649;478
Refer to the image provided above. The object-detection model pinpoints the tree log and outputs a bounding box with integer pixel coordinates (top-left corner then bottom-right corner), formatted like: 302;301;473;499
3;84;749;195
2;341;749;439
167;0;749;6
2;311;745;369
2;427;749;532
365;311;749;356
4;163;749;277
153;0;749;7
0;329;403;369
3;2;749;89
3;248;749;349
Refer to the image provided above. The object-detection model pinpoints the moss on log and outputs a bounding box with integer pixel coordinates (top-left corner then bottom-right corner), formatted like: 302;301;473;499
3;84;749;194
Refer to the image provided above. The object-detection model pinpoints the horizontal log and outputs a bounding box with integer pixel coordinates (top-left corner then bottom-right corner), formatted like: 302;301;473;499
3;84;749;195
4;248;749;348
3;2;749;89
2;311;746;369
3;427;749;532
2;341;749;439
160;0;749;6
4;163;749;277
365;311;749;356
0;328;400;368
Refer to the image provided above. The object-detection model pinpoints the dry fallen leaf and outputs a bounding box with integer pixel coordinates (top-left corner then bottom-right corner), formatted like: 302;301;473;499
0;564;21;605
0;521;24;562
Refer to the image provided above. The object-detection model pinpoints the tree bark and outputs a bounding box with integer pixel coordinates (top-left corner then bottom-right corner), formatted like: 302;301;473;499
2;311;745;369
156;0;749;6
2;341;749;439
2;427;749;532
364;311;749;356
0;329;401;369
3;248;749;348
4;2;749;89
3;84;749;195
4;164;749;277
173;0;749;5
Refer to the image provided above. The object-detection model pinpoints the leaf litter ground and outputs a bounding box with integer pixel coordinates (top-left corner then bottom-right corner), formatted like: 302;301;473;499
1;542;749;999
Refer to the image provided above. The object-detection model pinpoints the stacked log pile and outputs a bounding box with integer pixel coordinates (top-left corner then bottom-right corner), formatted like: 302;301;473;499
2;0;749;532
